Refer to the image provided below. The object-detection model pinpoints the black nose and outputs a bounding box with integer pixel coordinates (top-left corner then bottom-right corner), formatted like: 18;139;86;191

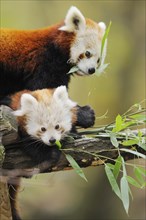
49;137;56;144
88;68;95;74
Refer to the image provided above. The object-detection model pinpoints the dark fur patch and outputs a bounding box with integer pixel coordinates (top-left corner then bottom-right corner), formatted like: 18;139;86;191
78;53;85;61
0;96;11;106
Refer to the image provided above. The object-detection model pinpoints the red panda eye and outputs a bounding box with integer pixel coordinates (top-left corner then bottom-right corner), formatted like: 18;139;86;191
55;124;60;130
41;127;46;132
85;51;91;58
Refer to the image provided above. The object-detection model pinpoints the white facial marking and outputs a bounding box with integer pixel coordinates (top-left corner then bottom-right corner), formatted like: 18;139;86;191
59;6;107;75
70;24;106;75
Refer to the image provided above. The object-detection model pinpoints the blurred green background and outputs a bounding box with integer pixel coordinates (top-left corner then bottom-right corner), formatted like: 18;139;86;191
1;1;145;219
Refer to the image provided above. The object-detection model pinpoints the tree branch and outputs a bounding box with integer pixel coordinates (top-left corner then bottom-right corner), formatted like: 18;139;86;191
0;105;145;178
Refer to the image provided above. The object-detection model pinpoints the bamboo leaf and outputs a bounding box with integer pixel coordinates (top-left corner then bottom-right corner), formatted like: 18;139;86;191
67;66;79;74
130;114;146;122
95;63;109;76
134;167;145;184
65;154;88;182
138;142;146;151
115;114;123;131
106;163;115;170
126;176;141;188
101;21;112;56
120;176;130;214
134;167;146;177
110;132;119;148
112;114;123;132
105;164;121;199
113;156;122;179
55;140;62;149
122;139;139;146
121;156;127;176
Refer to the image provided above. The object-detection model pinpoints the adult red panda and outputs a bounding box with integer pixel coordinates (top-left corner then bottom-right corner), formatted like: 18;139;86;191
0;6;106;128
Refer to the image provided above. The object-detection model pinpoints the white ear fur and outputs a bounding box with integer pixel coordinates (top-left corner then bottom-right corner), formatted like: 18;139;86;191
53;86;68;102
59;6;86;33
53;86;76;109
13;94;38;116
13;109;25;117
98;22;106;36
21;93;38;108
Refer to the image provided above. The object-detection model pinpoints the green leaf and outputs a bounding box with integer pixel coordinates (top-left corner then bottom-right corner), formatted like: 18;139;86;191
138;136;146;150
138;142;146;151
105;164;121;199
130;114;146;122
115;114;123;131
55;140;62;149
106;163;115;170
134;167;146;177
65;154;88;182
110;132;119;148
121;156;127;176
112;114;137;132
122;139;139;146
101;21;112;56
120;148;146;159
120;121;137;130
113;156;122;179
134;167;145;184
67;66;79;74
120;176;130;214
95;63;109;76
126;176;141;188
112;114;123;132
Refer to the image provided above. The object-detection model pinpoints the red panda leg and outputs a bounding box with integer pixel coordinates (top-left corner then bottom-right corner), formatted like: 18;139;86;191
76;105;95;128
8;178;22;220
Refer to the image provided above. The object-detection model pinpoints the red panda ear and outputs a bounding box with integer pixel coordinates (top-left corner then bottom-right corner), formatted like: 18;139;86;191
98;22;106;37
53;86;68;101
53;86;76;109
59;6;86;33
13;94;38;116
21;93;38;109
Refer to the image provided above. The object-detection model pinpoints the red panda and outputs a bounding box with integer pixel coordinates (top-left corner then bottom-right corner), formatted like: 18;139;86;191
5;86;77;146
5;86;78;220
0;6;106;128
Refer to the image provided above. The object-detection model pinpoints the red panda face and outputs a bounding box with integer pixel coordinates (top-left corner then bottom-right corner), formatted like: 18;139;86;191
59;6;107;76
13;86;77;146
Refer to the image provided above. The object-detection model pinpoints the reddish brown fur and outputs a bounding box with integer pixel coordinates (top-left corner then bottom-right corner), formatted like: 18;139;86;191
9;90;30;110
71;107;77;124
0;23;75;75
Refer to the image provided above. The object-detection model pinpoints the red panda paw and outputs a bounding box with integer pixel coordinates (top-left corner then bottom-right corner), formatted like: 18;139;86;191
76;105;95;128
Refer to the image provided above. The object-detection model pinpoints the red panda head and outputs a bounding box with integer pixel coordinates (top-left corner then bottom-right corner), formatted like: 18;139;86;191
13;86;77;146
59;6;107;76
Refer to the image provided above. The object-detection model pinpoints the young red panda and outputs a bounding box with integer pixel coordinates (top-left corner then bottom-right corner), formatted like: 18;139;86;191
6;86;77;146
5;86;77;220
0;6;106;128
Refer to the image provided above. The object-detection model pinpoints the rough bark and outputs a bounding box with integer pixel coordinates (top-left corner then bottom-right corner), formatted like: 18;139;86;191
0;105;145;178
0;105;145;220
